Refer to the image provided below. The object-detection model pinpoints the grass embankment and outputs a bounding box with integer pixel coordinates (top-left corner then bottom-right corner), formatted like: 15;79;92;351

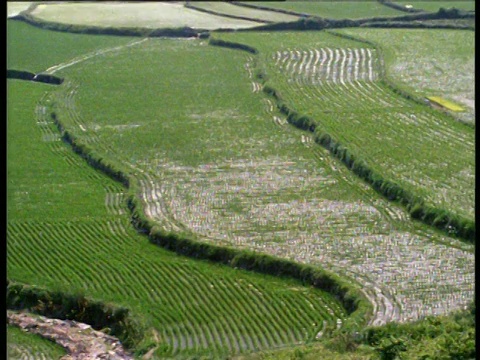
7;324;68;360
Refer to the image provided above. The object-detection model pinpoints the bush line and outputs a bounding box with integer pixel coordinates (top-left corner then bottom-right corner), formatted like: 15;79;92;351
6;280;144;350
230;1;311;18
7;69;64;84
208;38;258;54
236;7;474;32
48;98;372;331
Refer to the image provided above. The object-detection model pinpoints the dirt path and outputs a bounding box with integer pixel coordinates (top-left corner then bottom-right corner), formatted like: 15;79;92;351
7;310;134;360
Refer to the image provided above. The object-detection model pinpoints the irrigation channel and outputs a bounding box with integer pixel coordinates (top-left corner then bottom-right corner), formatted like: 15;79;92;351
27;35;474;334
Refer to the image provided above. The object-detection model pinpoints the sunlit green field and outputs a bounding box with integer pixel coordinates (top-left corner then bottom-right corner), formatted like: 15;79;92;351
248;1;406;18
7;3;475;358
338;28;475;125
397;1;475;12
216;30;474;221
46;24;474;330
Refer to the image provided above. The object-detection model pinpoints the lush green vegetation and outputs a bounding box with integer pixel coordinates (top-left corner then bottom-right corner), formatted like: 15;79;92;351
8;77;355;359
214;30;474;228
338;28;475;125
7;4;475;358
45;19;474;331
7;20;135;73
237;1;406;19
396;1;475;12
7;324;67;360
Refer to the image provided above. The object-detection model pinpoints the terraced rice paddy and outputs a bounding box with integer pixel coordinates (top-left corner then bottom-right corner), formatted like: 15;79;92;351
29;2;262;30
338;28;475;125
7;4;475;357
46;33;474;327
218;31;474;221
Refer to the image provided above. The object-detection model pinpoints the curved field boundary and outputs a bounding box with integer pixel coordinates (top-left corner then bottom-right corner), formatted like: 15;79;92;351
7;69;64;84
263;87;475;244
233;7;474;32
184;3;272;24
209;37;474;244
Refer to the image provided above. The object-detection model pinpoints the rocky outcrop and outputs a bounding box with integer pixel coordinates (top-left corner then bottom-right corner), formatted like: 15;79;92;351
7;310;134;360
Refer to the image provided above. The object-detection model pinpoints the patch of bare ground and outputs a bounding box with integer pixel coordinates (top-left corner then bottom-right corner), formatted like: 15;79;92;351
7;310;133;360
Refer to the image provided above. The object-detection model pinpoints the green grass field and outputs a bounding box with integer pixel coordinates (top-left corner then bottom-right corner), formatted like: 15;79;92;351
244;1;406;18
338;28;475;125
396;1;475;12
7;77;350;358
7;325;67;359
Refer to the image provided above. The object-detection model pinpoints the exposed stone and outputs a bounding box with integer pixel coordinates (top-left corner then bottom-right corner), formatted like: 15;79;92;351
7;310;134;360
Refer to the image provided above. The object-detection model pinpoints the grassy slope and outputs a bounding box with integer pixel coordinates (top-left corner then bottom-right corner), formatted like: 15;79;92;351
7;325;67;360
242;1;406;18
7;20;135;73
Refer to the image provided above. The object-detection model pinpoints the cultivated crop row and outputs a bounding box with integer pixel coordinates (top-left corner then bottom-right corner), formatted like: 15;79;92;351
7;217;345;355
266;45;474;220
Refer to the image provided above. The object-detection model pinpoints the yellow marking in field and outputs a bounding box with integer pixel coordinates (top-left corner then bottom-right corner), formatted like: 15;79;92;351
427;96;465;112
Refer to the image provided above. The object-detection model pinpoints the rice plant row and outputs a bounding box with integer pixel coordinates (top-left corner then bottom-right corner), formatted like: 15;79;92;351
34;90;124;215
265;45;474;220
7;218;345;356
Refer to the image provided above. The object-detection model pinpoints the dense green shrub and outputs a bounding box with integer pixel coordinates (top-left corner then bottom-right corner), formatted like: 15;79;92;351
208;38;258;54
7;282;144;349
